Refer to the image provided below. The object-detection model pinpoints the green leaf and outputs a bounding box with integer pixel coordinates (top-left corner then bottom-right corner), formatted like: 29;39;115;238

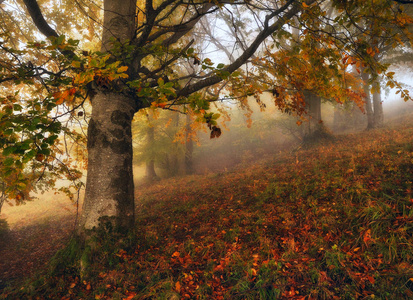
3;146;16;156
13;104;22;111
164;82;174;88
38;148;51;155
212;113;221;120
4;128;14;135
45;135;58;145
57;35;65;45
20;142;31;150
32;117;41;125
15;160;22;168
89;58;99;68
3;157;14;166
22;149;36;163
48;122;62;133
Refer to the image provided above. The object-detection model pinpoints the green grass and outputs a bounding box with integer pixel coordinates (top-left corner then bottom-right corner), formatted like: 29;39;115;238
2;122;413;299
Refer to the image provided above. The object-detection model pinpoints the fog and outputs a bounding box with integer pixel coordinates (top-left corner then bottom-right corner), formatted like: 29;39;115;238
132;91;413;184
2;90;413;230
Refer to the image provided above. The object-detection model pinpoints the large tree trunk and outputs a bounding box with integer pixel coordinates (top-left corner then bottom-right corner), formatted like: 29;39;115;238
100;0;136;52
79;92;136;231
78;0;137;232
303;91;322;137
145;159;158;180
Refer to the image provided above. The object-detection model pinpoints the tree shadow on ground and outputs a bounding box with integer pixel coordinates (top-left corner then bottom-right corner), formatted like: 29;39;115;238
0;216;74;291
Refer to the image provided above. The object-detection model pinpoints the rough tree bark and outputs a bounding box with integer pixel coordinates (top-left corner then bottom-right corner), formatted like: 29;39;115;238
79;93;137;231
78;0;137;232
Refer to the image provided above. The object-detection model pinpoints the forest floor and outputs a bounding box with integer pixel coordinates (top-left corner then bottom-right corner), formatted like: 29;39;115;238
1;115;413;299
0;216;74;289
0;190;78;291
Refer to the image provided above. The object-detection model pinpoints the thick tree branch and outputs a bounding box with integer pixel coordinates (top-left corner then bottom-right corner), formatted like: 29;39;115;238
22;0;59;38
153;0;182;25
134;8;158;47
132;2;217;73
22;0;75;57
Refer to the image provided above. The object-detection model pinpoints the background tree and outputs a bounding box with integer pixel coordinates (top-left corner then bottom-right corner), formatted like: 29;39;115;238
337;0;413;129
185;113;194;175
133;109;189;180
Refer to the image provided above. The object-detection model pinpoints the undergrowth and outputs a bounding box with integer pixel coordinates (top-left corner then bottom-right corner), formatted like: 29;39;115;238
1;123;413;299
0;219;8;239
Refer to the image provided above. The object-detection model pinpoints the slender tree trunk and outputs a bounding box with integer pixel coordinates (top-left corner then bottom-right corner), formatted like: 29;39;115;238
333;104;343;132
145;125;159;181
361;71;374;130
0;182;5;215
145;159;157;180
168;113;180;177
372;79;384;127
0;200;4;216
79;92;136;231
185;114;194;175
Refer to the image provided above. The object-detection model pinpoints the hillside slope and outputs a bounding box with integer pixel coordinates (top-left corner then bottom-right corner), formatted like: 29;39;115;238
2;119;413;299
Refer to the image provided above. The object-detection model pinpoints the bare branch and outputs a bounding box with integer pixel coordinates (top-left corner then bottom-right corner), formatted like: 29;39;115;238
141;39;195;81
178;0;303;97
393;0;413;4
158;3;215;46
